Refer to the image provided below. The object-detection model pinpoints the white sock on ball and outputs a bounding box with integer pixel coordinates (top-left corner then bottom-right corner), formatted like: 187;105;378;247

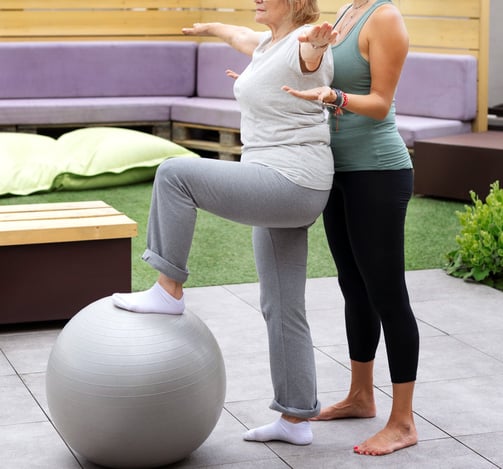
243;418;312;445
112;282;184;314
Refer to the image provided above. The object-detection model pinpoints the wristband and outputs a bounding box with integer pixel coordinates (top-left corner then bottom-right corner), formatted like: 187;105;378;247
331;88;349;108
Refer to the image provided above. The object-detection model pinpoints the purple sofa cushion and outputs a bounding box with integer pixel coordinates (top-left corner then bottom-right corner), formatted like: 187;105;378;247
0;97;188;125
0;41;197;99
170;97;241;129
395;52;477;121
396;115;472;148
196;43;251;99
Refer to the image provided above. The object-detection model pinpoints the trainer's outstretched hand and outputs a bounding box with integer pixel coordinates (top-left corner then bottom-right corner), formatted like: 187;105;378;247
282;85;332;104
226;69;240;80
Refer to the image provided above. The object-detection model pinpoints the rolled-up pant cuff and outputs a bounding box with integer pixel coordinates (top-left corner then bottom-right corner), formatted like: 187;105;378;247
269;398;321;419
142;248;189;283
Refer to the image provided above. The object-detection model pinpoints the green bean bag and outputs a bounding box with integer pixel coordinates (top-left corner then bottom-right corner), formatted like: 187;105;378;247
0;127;199;196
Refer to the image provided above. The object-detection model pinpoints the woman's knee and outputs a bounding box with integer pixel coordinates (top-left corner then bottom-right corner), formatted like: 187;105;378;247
156;157;189;179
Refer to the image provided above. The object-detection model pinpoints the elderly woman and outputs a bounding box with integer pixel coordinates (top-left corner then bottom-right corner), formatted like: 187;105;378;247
113;0;336;445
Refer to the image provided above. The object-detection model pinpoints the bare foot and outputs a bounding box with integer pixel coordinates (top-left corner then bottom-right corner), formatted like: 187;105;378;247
353;422;418;456
310;398;376;421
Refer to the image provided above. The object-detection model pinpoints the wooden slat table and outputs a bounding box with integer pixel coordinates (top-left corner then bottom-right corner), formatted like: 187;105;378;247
0;201;137;324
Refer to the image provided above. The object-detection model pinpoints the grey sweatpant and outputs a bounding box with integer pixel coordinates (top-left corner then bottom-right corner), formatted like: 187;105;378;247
143;157;329;418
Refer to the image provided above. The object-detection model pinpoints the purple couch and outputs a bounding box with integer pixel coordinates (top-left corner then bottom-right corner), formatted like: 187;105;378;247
171;42;249;129
0;42;477;153
395;52;478;148
0;41;199;137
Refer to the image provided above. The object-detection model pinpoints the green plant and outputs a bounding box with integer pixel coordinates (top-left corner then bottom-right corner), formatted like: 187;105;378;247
445;181;503;290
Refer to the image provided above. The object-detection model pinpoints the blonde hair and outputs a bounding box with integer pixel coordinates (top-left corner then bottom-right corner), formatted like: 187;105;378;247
288;0;321;26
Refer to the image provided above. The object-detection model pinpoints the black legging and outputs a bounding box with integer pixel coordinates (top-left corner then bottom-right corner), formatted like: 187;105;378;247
323;169;419;383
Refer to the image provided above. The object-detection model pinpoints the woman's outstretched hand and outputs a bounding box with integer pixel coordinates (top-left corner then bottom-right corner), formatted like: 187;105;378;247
182;23;213;36
298;22;338;49
226;69;240;80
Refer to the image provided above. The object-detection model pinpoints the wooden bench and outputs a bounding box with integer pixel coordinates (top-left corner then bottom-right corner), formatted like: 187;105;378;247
0;201;137;325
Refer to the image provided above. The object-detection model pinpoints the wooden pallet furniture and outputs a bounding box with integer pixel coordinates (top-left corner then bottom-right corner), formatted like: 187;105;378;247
0;201;137;324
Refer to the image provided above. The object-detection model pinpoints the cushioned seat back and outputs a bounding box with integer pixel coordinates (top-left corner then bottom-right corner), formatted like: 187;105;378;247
196;42;251;99
395;52;477;121
0;41;198;99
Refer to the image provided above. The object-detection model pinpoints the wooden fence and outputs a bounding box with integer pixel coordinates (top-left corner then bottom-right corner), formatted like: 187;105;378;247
0;0;490;130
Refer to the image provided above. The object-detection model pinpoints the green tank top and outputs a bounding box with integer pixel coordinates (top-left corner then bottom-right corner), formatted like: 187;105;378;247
329;0;411;171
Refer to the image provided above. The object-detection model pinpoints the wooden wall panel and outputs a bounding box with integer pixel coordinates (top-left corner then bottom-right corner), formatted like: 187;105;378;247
405;18;480;50
1;10;201;38
0;0;198;8
397;0;480;17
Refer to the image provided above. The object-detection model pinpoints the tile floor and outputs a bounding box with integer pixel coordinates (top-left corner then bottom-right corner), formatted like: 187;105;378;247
1;269;503;468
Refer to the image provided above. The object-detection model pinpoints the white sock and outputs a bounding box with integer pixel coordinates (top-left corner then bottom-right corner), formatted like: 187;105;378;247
243;418;312;445
112;282;184;314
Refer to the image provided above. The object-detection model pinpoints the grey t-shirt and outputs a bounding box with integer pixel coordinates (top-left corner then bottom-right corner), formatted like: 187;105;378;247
234;26;334;190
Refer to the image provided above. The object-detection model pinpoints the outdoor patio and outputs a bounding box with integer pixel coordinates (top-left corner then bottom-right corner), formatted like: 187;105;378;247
1;269;502;468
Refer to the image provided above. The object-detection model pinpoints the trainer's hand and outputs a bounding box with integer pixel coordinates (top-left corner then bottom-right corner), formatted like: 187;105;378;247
226;69;240;80
282;85;332;103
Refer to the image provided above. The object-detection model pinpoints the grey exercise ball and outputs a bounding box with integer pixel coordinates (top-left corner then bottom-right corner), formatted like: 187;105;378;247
46;296;226;468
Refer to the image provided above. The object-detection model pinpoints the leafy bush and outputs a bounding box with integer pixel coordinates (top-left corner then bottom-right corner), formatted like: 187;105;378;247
445;181;503;290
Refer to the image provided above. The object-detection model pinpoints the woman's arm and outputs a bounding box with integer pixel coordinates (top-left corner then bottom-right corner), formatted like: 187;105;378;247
297;22;338;72
283;5;408;120
341;4;409;120
182;22;262;56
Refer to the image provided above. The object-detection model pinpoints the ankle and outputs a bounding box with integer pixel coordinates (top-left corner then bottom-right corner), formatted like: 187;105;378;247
282;414;308;424
157;275;183;300
348;387;375;403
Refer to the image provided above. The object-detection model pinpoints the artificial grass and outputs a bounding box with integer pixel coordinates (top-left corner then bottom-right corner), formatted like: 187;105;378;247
0;181;466;291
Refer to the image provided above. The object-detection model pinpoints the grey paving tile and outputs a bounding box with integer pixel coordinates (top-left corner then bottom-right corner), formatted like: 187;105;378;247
224;346;352;405
0;350;15;376
0;328;60;374
198;307;269;356
304;276;345;312
314;348;352;394
413;296;503;335
459;431;503;468
166;409;279;468
0;374;47;425
415;317;448;338
194;461;290;469
413;374;503;436
456;329;503;362
0;421;81;469
21;371;48;415
309;306;347;348
317;342;393;388
223;349;274;402
282;437;496;469
405;269;499;303
223;282;262;311
416;335;503;382
186;284;260;318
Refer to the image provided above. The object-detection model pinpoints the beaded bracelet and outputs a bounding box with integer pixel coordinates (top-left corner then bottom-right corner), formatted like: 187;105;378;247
332;88;349;108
